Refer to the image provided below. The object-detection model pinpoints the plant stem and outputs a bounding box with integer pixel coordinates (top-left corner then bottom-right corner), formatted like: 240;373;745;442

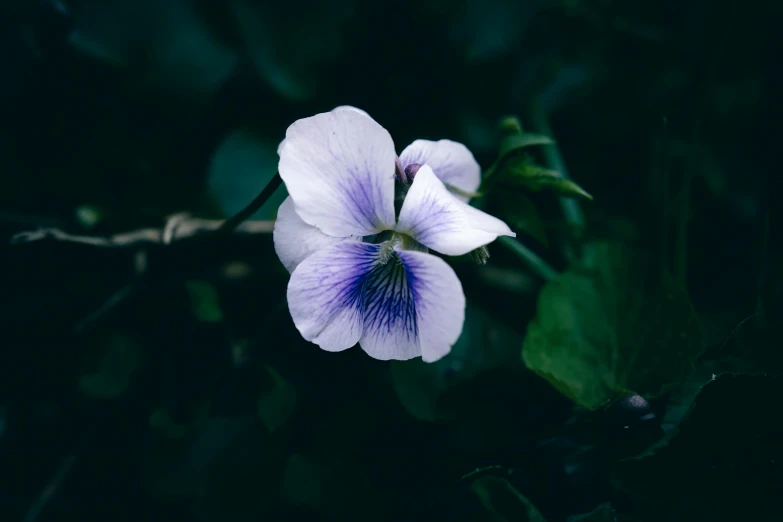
528;101;584;263
216;172;283;236
498;236;559;281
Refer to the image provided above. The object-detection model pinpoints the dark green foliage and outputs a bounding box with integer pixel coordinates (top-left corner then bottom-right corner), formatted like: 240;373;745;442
0;1;779;521
612;374;783;521
523;242;704;409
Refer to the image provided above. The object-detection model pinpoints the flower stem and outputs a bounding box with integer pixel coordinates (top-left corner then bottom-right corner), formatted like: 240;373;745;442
497;236;559;282
528;101;583;263
216;172;283;236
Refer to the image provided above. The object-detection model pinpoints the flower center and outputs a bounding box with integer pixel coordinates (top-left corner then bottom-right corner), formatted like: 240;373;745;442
370;232;427;265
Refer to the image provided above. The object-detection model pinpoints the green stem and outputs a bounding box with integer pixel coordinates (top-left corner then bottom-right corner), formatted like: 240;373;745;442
528;101;584;263
498;236;559;281
216;172;283;236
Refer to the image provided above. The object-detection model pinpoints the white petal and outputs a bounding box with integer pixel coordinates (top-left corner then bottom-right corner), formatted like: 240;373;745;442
396;165;515;256
399;139;481;201
358;253;421;361
277;106;369;154
332;105;371;117
287;241;466;362
358;249;465;362
278;107;397;237
287;242;377;352
397;250;465;363
273;196;355;273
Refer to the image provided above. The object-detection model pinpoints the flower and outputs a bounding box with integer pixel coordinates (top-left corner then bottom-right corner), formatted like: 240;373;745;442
274;106;514;362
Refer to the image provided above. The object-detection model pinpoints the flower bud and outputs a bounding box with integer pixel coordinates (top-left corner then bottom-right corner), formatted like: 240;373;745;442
404;163;422;181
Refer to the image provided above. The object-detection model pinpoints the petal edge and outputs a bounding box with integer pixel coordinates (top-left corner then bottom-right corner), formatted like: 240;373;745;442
278;107;397;238
273;196;354;273
396;165;515;256
399;139;481;202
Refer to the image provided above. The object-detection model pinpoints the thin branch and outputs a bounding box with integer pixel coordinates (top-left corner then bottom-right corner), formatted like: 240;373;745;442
11;168;282;249
9;172;281;335
10;217;275;249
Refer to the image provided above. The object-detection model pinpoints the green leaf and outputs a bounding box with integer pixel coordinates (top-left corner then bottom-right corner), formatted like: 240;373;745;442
74;204;103;229
498;133;555;158
662;315;781;430
391;305;523;421
503;161;593;200
532;177;593;201
282;452;378;522
79;332;144;399
185;280;224;323
498;115;524;134
522;242;704;410
498;192;548;246
257;365;297;433
208;127;288;220
611;374;783;521
471;476;548;522
390;359;443;422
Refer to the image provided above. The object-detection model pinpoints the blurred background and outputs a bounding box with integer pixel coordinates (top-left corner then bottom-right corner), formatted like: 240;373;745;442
0;1;780;521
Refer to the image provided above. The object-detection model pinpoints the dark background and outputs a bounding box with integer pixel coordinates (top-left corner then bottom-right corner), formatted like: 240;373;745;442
0;1;781;521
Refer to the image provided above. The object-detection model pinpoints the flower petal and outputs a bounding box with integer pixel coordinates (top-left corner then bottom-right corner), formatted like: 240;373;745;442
332;105;371;118
358;254;420;361
278;107;397;237
396;165;515;256
399;139;480;201
397;250;465;362
287;242;377;352
287;241;465;362
273;196;355;273
277;106;370;154
358;248;465;362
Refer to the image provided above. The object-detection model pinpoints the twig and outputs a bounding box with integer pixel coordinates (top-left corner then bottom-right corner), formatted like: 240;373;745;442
10;172;282;335
498;236;559;282
11;217;275;248
216;172;283;236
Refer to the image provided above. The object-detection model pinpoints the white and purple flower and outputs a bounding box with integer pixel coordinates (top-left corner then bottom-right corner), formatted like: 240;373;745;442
273;106;514;362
